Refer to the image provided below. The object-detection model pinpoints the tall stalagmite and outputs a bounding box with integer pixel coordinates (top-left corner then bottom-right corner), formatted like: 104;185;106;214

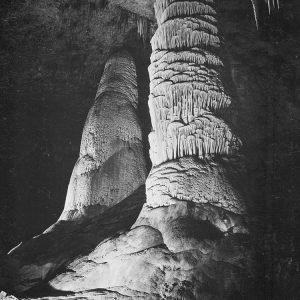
0;51;147;294
59;51;147;220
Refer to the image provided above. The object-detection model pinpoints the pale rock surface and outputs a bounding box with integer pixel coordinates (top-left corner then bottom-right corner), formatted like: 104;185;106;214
59;51;146;221
48;199;250;299
146;157;247;214
30;289;144;299
148;0;241;166
0;292;18;300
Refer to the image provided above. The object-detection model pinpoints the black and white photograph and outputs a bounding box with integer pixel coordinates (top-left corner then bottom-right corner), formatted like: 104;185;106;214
0;0;300;299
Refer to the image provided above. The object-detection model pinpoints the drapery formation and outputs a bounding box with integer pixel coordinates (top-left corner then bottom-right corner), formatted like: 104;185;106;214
149;1;240;165
146;0;246;217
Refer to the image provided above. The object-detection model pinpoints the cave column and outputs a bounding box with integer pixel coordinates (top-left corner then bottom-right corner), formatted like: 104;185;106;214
146;0;246;215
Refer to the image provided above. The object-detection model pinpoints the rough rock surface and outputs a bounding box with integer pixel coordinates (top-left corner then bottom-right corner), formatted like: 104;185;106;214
59;51;146;221
146;157;247;214
47;200;250;299
0;292;18;300
1;186;145;294
148;1;241;166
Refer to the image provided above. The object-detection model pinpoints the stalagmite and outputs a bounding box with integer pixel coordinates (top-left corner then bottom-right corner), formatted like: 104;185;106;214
0;52;147;294
59;51;147;221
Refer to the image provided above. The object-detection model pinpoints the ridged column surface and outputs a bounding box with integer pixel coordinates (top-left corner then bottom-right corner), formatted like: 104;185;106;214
148;0;240;166
146;0;245;214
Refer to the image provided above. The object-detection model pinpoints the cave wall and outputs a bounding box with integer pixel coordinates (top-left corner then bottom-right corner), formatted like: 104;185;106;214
218;0;300;297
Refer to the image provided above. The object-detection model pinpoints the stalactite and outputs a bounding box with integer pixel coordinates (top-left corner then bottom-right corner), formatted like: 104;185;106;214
136;15;149;42
113;6;150;43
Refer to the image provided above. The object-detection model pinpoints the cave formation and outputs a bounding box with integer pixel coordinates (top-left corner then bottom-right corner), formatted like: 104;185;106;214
1;0;300;299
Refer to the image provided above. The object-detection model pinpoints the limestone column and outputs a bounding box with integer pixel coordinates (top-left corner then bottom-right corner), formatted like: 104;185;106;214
59;51;147;220
146;0;246;219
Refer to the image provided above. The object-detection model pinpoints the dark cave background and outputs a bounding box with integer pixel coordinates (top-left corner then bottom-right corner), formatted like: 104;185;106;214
1;0;300;298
